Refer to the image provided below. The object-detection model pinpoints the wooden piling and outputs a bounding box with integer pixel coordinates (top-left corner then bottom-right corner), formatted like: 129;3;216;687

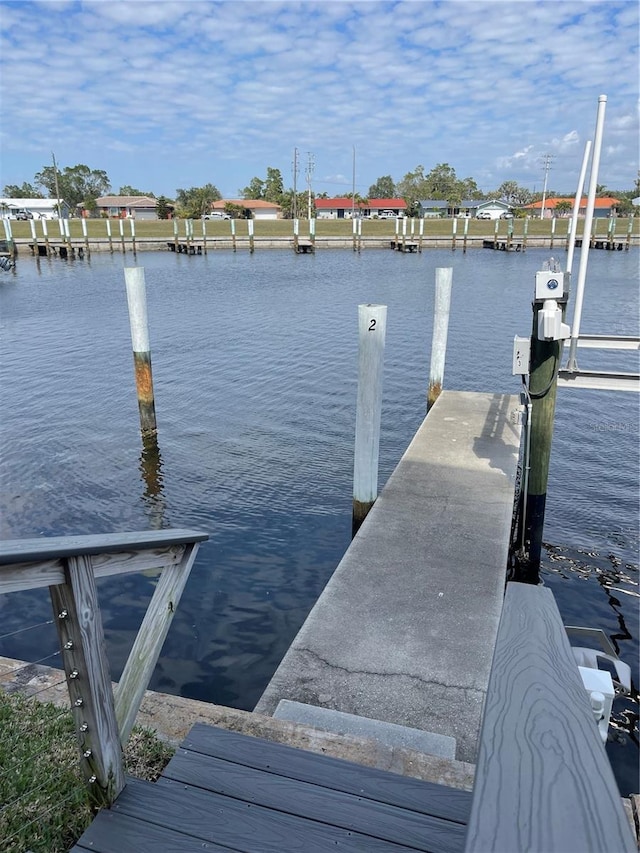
29;219;38;255
81;217;90;256
549;216;556;249
63;218;72;251
124;267;157;436
106;219;113;253
522;216;529;251
493;218;499;249
119;219;126;253
462;217;469;252
130;218;136;255
2;218;13;256
353;303;387;532
201;219;208;254
172;218;179;251
451;217;457;251
352;216;358;252
626;217;632;250
519;308;561;583
427;267;453;411
507;220;513;251
293;219;299;253
38;217;50;254
248;218;255;253
419;217;424;253
310;217;316;251
230;218;236;252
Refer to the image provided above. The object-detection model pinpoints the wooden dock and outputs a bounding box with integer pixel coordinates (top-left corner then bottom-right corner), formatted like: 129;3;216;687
28;242;87;259
390;239;419;252
295;239;315;254
575;237;627;251
482;239;523;252
72;723;471;852
166;241;203;255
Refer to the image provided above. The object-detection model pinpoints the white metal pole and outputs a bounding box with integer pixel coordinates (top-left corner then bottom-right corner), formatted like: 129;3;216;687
566;140;592;278
353;303;387;529
428;268;453;410
567;95;607;371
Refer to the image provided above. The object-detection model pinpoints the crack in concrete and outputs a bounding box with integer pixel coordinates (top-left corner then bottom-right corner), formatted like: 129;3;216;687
296;646;484;697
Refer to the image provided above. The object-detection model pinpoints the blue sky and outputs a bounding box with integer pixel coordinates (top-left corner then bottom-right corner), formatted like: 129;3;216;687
0;0;637;199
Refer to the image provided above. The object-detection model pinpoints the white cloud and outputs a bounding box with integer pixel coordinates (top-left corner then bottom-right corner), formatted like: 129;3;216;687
0;0;637;196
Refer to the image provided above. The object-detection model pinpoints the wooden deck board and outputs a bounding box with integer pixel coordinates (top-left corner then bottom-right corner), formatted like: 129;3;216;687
160;750;465;851
70;804;235;852
182;723;471;823
73;723;469;852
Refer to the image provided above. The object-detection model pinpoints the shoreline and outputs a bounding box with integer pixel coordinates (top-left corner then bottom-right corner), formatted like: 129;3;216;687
10;234;639;255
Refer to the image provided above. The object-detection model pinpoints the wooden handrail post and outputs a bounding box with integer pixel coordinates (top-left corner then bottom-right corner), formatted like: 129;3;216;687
50;556;125;808
115;541;201;743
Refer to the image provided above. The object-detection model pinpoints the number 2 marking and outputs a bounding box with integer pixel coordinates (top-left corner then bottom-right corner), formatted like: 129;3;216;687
369;319;376;331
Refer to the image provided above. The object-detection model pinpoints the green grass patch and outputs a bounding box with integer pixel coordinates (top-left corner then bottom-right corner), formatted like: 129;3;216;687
7;216;639;242
0;690;174;853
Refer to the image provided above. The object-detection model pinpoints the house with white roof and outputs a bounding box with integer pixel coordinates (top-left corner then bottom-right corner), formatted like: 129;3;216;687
0;198;71;219
210;200;282;220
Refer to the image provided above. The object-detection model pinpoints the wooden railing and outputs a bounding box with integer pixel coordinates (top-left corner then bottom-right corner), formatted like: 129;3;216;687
0;529;208;807
465;581;635;852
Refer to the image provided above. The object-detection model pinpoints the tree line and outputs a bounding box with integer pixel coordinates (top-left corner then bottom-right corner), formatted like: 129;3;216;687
4;162;639;218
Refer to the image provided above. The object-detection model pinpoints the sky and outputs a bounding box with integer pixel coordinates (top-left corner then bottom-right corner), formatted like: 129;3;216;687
0;0;638;200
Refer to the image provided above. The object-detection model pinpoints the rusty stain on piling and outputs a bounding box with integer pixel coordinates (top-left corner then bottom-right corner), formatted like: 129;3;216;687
134;352;154;403
427;381;442;411
133;351;157;433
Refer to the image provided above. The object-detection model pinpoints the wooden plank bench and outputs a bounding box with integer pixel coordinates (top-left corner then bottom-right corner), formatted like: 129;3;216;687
464;582;635;852
72;723;472;852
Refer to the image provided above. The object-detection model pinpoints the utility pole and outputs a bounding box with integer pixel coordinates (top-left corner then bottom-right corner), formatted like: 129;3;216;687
292;148;299;220
539;153;553;220
306;152;314;221
352;146;356;220
52;152;62;219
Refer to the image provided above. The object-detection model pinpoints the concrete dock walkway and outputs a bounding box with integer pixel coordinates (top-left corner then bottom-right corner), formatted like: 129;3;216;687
256;391;522;763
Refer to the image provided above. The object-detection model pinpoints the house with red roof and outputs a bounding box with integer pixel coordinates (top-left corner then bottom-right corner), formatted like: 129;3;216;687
523;197;620;219
315;197;408;219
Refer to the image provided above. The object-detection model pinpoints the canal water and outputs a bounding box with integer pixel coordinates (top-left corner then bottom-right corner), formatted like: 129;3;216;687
0;246;637;795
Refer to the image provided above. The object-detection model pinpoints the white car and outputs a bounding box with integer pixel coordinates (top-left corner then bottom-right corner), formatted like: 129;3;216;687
476;211;492;219
202;212;230;220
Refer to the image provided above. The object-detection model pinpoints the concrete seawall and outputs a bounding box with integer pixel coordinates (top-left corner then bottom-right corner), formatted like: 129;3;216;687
255;391;522;763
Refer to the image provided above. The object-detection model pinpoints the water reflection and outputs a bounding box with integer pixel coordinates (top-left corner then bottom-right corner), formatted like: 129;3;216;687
139;432;166;529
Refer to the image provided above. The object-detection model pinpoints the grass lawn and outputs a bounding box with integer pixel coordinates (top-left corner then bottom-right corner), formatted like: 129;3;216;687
6;216;639;242
0;690;174;853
